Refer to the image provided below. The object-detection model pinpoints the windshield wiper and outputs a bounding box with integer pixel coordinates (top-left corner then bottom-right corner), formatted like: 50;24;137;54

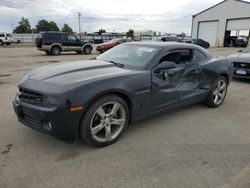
105;60;124;68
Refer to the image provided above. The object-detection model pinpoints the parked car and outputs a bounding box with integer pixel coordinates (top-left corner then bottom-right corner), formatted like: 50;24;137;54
0;33;13;45
35;31;93;55
13;42;233;147
152;36;178;42
192;39;210;49
235;36;248;47
96;38;132;53
228;45;250;79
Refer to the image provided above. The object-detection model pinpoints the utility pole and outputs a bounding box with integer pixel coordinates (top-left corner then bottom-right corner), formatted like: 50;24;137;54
78;12;82;40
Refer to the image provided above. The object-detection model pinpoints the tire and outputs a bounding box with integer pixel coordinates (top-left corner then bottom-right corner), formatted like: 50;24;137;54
205;76;228;108
6;42;11;45
80;95;129;147
45;50;51;55
50;45;61;55
83;45;92;54
0;40;3;45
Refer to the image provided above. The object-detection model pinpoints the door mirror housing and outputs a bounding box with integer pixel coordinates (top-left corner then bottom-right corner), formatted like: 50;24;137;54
154;61;176;80
156;61;176;71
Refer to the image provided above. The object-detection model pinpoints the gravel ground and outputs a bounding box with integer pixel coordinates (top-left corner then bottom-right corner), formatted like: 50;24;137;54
0;46;250;188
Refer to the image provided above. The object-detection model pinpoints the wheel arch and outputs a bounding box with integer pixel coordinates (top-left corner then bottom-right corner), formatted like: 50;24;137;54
77;90;133;139
49;43;63;52
220;73;229;84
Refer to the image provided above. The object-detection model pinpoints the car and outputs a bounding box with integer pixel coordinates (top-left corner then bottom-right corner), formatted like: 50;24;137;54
235;36;248;47
152;36;178;42
228;46;250;79
96;38;132;53
0;33;13;45
13;42;233;147
192;39;210;49
35;31;93;55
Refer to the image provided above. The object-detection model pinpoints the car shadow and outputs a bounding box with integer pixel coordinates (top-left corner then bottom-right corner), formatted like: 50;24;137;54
233;78;250;84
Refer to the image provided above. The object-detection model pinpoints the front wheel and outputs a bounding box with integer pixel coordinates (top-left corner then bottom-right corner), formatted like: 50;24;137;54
83;45;92;54
205;76;228;107
80;95;129;147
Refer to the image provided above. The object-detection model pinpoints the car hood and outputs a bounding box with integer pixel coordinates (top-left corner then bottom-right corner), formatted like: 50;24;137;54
228;53;250;63
97;42;114;47
21;60;132;85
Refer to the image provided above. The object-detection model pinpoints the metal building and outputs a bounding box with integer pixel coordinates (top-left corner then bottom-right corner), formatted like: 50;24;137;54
191;0;250;47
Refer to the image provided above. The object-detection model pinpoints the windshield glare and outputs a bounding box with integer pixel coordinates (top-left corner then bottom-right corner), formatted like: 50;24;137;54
96;44;160;68
107;38;122;43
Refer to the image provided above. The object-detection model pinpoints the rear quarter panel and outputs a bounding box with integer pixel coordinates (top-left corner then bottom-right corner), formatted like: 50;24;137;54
200;56;233;89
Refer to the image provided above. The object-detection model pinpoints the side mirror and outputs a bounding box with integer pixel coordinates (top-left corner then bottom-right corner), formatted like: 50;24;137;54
154;61;176;80
156;61;176;71
238;49;242;52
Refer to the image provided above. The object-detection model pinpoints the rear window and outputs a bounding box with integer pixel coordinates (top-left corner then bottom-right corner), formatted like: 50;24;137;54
46;33;61;41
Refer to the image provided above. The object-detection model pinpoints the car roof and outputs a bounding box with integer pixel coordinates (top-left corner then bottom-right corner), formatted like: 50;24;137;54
40;31;72;34
124;41;212;57
127;41;198;49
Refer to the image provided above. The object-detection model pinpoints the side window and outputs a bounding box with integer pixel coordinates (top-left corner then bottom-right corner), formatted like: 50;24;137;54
68;35;77;41
193;50;207;63
0;34;5;37
160;50;193;64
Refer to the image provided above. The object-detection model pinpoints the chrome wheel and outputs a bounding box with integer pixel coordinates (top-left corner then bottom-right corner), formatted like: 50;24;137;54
90;101;126;143
212;79;227;105
84;46;91;54
51;46;60;55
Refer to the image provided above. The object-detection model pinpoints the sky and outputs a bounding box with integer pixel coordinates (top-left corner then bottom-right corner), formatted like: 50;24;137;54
0;0;224;34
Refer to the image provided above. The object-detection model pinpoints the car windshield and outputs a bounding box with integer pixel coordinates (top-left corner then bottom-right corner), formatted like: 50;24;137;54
242;46;250;53
96;44;160;68
6;34;12;37
107;38;122;43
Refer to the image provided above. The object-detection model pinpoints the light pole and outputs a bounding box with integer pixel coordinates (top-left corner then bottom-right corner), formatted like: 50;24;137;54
78;12;81;40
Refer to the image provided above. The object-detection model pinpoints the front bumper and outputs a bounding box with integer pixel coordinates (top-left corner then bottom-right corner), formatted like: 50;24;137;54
13;97;83;142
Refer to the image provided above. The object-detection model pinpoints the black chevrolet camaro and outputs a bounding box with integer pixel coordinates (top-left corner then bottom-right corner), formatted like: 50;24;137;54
13;42;233;147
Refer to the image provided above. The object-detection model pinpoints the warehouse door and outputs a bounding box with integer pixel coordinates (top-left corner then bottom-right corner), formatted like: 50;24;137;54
198;21;219;47
227;18;250;30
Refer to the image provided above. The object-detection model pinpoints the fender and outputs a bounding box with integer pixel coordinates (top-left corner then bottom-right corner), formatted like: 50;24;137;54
49;43;63;51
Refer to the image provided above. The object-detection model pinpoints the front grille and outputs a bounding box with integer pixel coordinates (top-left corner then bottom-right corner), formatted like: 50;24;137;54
233;62;250;69
18;88;44;106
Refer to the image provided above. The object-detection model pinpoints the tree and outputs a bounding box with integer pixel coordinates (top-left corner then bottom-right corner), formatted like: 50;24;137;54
61;23;73;33
98;29;106;35
180;32;186;39
13;17;32;33
126;29;134;39
35;19;60;32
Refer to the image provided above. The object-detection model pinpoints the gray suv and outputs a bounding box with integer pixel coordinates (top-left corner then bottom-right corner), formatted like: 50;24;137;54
35;31;92;55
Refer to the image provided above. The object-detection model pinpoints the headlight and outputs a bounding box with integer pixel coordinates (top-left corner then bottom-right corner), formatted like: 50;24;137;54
43;95;61;106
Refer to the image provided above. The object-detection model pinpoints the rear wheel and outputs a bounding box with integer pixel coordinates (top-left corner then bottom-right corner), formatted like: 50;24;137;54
80;95;129;147
83;45;92;54
205;76;228;107
50;46;61;55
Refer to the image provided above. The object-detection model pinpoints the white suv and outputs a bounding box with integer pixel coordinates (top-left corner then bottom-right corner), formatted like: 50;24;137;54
0;33;13;45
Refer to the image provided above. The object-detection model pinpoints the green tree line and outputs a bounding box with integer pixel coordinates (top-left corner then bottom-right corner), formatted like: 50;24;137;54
13;17;73;33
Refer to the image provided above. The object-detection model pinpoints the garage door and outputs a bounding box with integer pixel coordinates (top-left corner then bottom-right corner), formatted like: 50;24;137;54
227;19;250;30
198;21;219;47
